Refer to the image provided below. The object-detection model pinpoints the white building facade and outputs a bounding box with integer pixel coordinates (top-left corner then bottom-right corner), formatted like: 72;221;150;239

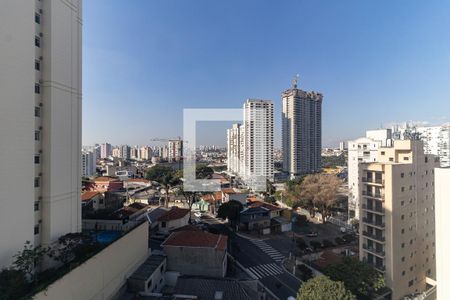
242;99;274;191
0;0;82;267
82;151;96;178
226;123;242;174
100;143;112;158
348;129;392;219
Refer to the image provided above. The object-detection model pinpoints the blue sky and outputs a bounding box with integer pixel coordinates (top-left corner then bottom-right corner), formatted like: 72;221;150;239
83;0;450;147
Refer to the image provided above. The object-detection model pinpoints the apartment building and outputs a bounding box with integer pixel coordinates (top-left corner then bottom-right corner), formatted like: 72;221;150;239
242;99;274;190
82;151;96;178
435;167;450;300
348;129;392;219
168;139;183;162
226;123;242;174
359;140;438;300
100;143;112;158
282;80;322;178
0;0;82;267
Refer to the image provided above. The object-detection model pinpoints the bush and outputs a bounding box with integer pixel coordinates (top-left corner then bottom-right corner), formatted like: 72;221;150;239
310;241;322;250
322;239;335;248
297;264;313;281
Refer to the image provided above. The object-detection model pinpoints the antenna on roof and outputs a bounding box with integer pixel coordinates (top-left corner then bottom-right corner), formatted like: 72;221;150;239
292;74;300;89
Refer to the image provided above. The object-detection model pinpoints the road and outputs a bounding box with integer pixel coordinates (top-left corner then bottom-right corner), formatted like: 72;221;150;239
231;235;301;300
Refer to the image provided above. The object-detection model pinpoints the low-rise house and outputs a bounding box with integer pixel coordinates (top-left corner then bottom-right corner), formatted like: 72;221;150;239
162;230;228;278
127;254;167;294
157;207;190;234
173;276;260;300
146;207;169;230
81;191;104;212
240;206;271;232
124;178;152;189
82;202;150;232
222;188;248;205
241;201;292;233
93;176;123;192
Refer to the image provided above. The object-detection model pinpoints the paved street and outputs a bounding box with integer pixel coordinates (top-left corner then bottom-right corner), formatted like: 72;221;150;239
231;235;301;300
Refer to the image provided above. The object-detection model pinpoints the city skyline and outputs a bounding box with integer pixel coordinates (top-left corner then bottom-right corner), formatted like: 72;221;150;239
83;0;450;147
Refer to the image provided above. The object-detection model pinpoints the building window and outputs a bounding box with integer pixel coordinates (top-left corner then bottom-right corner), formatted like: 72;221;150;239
35;130;40;141
34;225;40;235
35;59;41;71
401;173;404;178
35;35;41;47
35;13;41;24
34;177;40;187
161;222;166;228
35;106;41;117
34;155;40;164
404;157;409;161
408;280;413;287
34;201;39;211
35;83;41;94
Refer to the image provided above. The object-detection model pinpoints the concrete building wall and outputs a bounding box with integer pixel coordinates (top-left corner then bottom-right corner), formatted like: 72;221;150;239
359;140;437;300
163;246;227;278
282;86;322;178
0;0;82;268
34;222;149;300
435;167;450;300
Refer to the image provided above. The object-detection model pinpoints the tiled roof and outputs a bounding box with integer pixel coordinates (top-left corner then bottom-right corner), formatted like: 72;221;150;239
173;276;254;300
81;191;100;202
162;230;228;250
214;191;223;201
157;207;190;222
94;176;119;182
248;201;282;211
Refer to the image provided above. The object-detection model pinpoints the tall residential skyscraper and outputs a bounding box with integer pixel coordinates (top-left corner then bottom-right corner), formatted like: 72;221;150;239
359;140;438;300
227;123;242;174
100;143;112;158
435;167;450;300
348;129;392;219
242;99;274;190
0;0;82;267
282;79;322;178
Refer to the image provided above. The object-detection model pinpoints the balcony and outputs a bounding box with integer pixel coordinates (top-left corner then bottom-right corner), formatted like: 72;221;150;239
362;258;386;273
362;177;384;186
362;190;384;200
362;231;385;242
362;204;385;214
362;244;385;257
362;218;385;228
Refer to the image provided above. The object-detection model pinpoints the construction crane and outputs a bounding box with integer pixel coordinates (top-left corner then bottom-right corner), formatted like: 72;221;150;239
149;136;183;143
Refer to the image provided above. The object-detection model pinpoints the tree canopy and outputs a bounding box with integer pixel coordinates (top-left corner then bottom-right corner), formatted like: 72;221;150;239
324;257;385;298
146;165;180;207
217;200;243;223
297;276;355;300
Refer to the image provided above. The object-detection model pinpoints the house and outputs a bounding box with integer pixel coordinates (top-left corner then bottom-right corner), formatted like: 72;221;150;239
191;198;210;212
173;276;259;300
82;202;150;232
243;201;292;233
157;207;190;234
222;188;248;205
127;254;167;294
92;176;123;192
200;192;223;215
162;230;228;278
240;206;271;232
146;207;169;230
81;191;104;212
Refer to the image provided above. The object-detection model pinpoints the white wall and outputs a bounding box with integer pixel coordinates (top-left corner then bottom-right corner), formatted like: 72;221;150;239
34;222;149;300
435;168;450;300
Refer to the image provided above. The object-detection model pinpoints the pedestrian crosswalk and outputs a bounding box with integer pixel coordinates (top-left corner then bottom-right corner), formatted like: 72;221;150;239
250;239;285;262
246;263;284;279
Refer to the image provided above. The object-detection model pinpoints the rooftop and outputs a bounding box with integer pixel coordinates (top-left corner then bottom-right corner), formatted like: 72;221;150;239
248;201;282;212
81;191;100;202
94;176;120;182
173;276;255;300
162;230;227;250
158;207;190;222
129;254;166;280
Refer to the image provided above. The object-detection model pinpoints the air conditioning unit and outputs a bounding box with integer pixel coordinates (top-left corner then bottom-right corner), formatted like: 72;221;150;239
39;102;43;107
39;32;43;37
39;9;43;14
39;126;43;130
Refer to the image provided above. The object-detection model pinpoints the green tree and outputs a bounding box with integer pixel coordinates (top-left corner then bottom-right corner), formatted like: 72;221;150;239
297;276;355;300
12;241;48;283
146;165;180;207
217;200;243;227
324;257;385;298
49;233;84;266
